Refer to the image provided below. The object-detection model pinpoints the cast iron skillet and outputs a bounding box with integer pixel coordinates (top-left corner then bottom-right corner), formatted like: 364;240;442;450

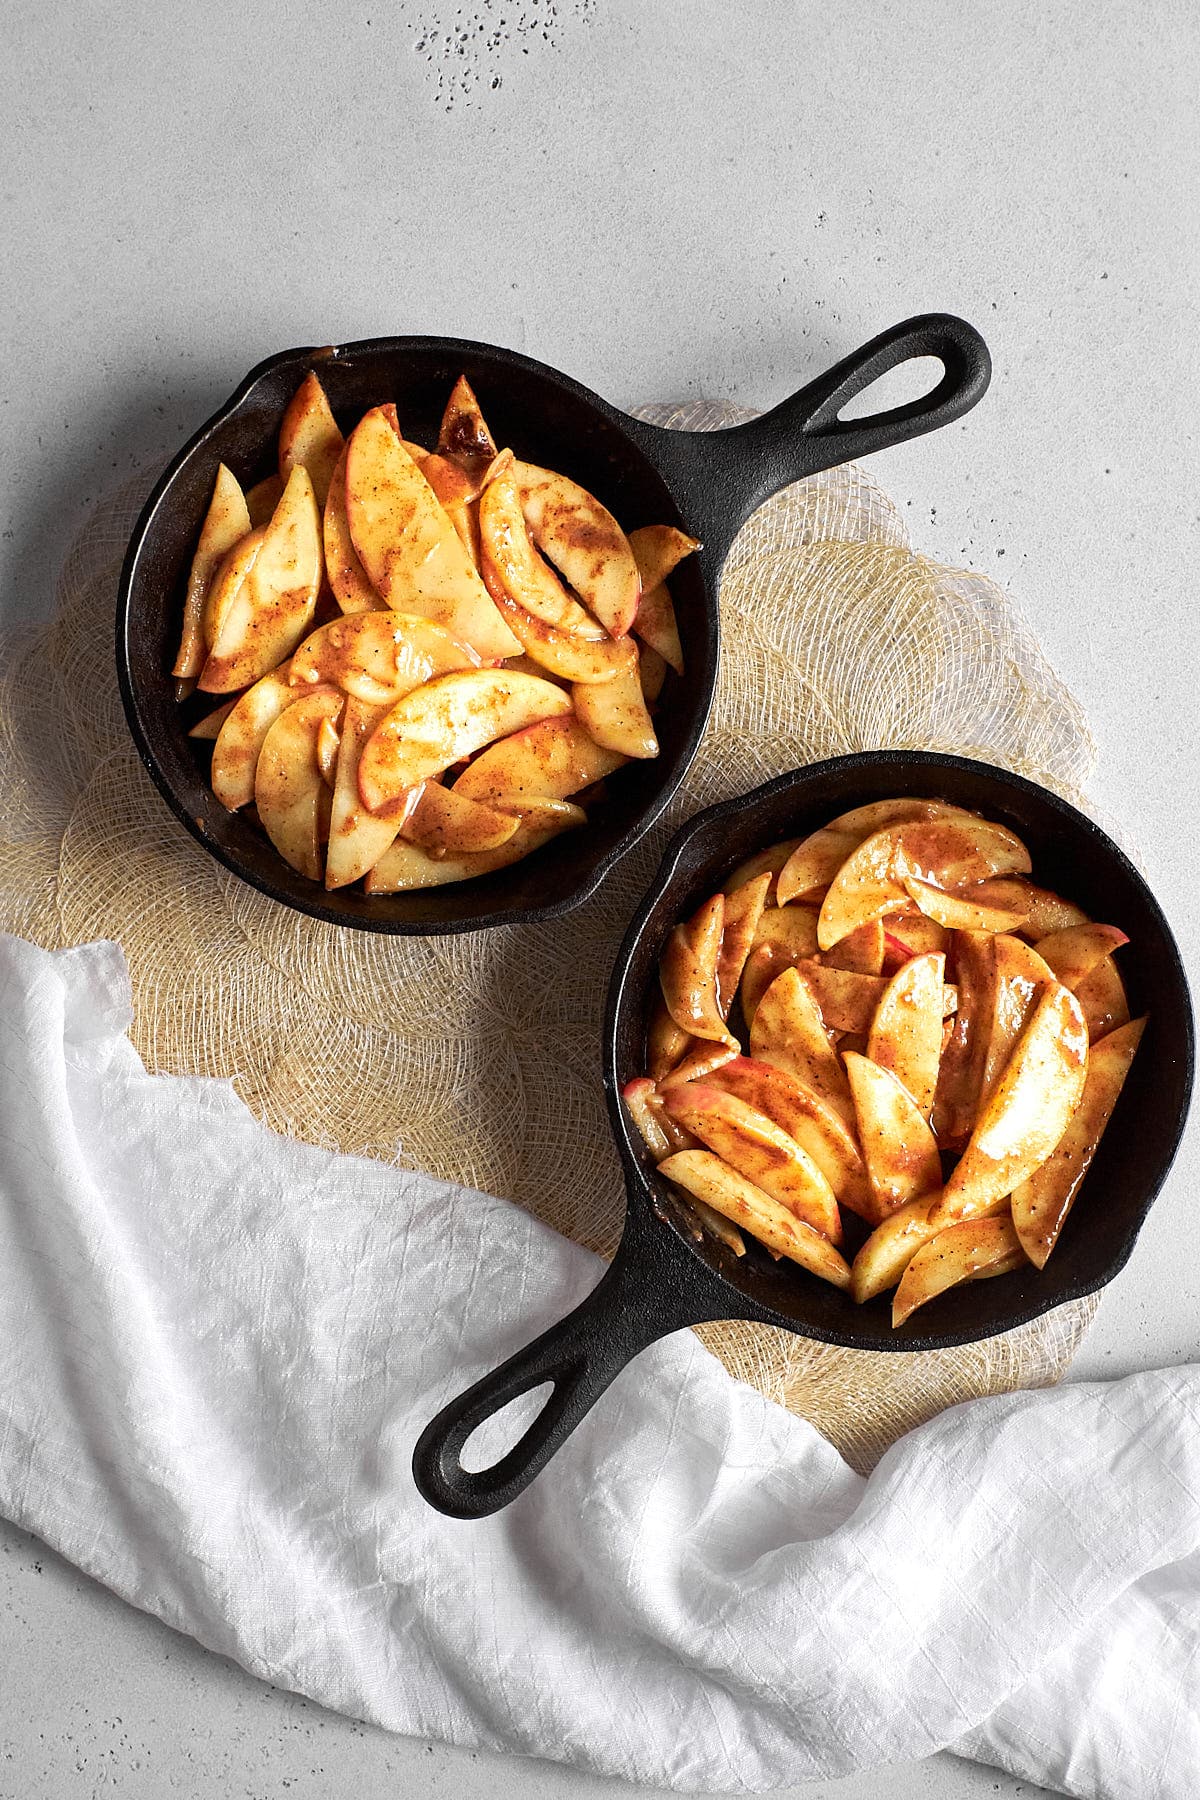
413;750;1194;1518
116;318;989;933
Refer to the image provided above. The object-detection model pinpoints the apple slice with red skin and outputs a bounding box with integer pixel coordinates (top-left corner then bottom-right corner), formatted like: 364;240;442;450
246;474;284;529
453;714;626;809
723;838;801;903
325;697;406;889
1012;1015;1146;1266
173;464;251;685
479;473;602;637
1075;955;1130;1042
513;462;641;637
628;523;700;593
927;981;1089;1228
199;467;323;692
646;995;693;1083
345;407;521;661
663;1083;843;1242
290;610;479;706
883;913;948;964
363;798;583;892
573;647;658;758
708;1055;876;1222
658;1150;851;1288
749;966;854;1121
823;918;886;976
657;1040;739;1091
254;687;345;880
818;817;1032;950
210;662;297;810
844;1052;943;1216
1033;923;1129;991
715;872;772;1016
975;936;1056;1109
323;446;382;615
358;668;571;812
796;960;887;1034
278;371;344;509
865;951;946;1119
892;1216;1025;1327
659;894;737;1046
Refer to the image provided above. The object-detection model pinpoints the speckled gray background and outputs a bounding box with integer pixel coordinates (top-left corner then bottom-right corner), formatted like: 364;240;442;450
3;3;1197;1795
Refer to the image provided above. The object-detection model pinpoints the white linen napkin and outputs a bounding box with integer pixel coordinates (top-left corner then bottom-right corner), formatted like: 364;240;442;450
1;932;1197;1799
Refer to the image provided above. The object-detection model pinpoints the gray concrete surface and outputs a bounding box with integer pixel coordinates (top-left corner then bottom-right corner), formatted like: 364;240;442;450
3;1;1197;1794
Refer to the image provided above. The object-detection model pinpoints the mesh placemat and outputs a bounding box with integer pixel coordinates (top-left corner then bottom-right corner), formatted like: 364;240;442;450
0;401;1100;1471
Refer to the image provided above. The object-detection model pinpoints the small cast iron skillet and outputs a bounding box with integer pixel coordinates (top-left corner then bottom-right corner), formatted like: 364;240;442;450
116;318;989;934
413;751;1194;1517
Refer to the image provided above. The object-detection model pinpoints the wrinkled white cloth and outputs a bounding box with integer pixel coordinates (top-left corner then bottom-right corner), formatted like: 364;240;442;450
0;934;1197;1799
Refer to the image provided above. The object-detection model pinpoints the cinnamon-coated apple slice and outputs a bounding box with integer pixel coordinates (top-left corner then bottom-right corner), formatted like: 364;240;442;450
796;960;887;1034
753;905;820;961
513;462;641;637
210;663;297;810
851;1198;944;1303
437;374;498;465
345;407;521;661
818;817;1031;950
400;781;522;855
892;1217;1025;1327
1074;955;1130;1042
363;798;583;892
199;467;323;692
638;643;668;704
865;952;946;1120
254;687;345;880
324;697;405;889
452;714;626;808
708;1055;876;1222
631;585;684;674
357;668;571;812
201;526;266;650
844;1052;943;1216
658;894;737;1046
723;839;801;902
187;696;238;740
658;1151;852;1288
932;931;994;1147
622;1077;674;1160
738;944;781;1031
479;569;631;682
775;829;864;907
657;1040;739;1091
323;446;382;614
246;473;284;528
1033;923;1129;991
628;524;700;593
715;873;772;1015
172;464;252;685
901;874;1030;934
573;645;658;758
826;797;984;837
1013;882;1090;940
278;371;344;509
646;995;692;1083
1012;1015;1146;1267
749;966;854;1120
927;981;1089;1228
823;918;886;976
975;936;1056;1109
626;1085;738;1254
662;1083;842;1242
882;912;948;962
289;610;479;706
479;474;602;637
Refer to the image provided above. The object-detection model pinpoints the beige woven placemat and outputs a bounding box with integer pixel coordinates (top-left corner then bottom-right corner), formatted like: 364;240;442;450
0;401;1100;1473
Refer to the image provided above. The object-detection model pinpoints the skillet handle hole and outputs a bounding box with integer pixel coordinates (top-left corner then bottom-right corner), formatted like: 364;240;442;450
459;1380;557;1474
836;354;946;421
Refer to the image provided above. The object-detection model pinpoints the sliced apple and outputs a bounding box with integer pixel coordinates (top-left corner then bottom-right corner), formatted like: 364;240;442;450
883;913;948;962
289;610;479;706
254;688;345;880
818;817;1032;950
748;966;853;1120
363;798;582;892
1074;955;1131;1042
345;407;520;661
663;1083;842;1241
1012;1016;1146;1267
639;643;668;704
324;697;405;889
931;932;994;1147
278;371;344;509
738;944;781;1031
827;797;984;836
357;668;571;812
658;1151;852;1288
1034;923;1129;991
513;462;641;637
844;1052;943;1216
776;829;863;907
902;873;1030;934
323;446;382;615
659;894;737;1046
479;474;602;637
796;960;887;1034
646;995;692;1083
210;663;297;810
401;781;522;855
437;374;497;465
708;1056;876;1222
622;1076;673;1160
453;715;626;809
865;952;946;1120
892;1217;1025;1327
753;904;820;961
172;464;252;683
188;696;238;740
201;526;266;650
822;918;886;976
631;584;684;675
976;936;1057;1109
628;523;700;593
573;646;658;758
1014;881;1091;939
723;839;802;903
245;473;284;528
199;467;323;692
480;571;631;683
928;981;1089;1228
716;872;772;1015
657;1040;739;1091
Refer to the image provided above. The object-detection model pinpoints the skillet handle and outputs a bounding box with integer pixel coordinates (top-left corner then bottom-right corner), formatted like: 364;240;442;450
412;1229;714;1519
628;312;990;551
